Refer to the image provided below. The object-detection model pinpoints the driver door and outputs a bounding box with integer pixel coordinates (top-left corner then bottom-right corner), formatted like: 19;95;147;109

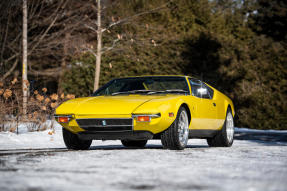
188;78;218;130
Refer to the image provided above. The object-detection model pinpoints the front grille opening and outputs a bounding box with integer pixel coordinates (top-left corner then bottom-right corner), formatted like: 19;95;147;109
76;118;133;132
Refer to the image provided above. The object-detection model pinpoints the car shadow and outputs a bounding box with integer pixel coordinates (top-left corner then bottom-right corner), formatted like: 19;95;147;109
89;144;208;150
0;145;208;155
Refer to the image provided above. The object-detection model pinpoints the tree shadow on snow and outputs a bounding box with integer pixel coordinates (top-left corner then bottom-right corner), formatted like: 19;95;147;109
234;131;287;146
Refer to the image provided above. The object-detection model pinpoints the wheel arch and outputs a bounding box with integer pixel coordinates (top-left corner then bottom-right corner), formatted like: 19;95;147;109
172;99;192;126
227;104;232;112
223;97;235;117
180;103;191;125
226;103;235;117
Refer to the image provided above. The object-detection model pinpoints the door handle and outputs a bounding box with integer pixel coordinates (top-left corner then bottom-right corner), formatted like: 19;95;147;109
213;103;216;107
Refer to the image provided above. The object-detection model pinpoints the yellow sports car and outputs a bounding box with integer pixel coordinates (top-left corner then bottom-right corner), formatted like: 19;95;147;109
55;75;235;150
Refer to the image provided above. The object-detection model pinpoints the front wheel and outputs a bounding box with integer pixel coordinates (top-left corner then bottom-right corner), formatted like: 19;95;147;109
121;140;147;148
207;108;234;147
161;106;189;150
62;128;92;150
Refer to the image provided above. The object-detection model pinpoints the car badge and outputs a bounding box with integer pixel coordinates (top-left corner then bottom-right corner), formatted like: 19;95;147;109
102;120;107;126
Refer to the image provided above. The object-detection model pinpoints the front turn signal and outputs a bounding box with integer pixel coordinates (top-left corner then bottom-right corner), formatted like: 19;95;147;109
133;113;161;122
58;116;69;123
136;116;151;122
54;115;73;123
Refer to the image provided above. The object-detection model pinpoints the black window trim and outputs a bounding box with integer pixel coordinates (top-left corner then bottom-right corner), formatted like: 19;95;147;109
188;77;214;100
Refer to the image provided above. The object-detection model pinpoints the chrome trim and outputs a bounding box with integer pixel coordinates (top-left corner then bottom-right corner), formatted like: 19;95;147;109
54;114;73;123
132;113;161;118
78;124;133;127
54;114;73;118
75;118;133;120
132;113;161;123
92;130;133;133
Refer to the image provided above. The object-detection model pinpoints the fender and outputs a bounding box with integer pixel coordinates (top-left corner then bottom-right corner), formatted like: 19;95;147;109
206;83;235;118
174;99;192;125
132;95;191;134
224;96;235;117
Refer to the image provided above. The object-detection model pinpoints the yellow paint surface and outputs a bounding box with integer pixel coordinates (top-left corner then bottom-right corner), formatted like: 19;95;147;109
55;76;235;134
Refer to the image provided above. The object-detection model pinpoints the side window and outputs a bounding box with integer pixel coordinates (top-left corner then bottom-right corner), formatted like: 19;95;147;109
189;78;214;99
205;84;214;99
189;78;202;97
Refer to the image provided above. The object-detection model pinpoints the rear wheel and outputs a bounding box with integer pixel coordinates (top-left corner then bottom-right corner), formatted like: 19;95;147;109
207;108;234;147
161;106;189;150
121;140;147;148
62;128;92;150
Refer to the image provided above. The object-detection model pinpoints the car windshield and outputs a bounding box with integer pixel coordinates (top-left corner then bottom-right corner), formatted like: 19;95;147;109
92;76;190;96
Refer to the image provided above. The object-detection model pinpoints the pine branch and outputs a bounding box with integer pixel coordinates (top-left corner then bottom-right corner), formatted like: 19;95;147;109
102;1;170;33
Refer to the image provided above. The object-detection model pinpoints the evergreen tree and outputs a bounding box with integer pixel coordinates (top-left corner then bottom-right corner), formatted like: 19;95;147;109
249;0;287;41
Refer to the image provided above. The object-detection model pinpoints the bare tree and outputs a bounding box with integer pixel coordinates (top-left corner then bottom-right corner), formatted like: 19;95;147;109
0;0;72;81
85;0;170;91
95;0;102;91
0;0;170;94
26;0;95;89
22;0;28;115
1;0;91;95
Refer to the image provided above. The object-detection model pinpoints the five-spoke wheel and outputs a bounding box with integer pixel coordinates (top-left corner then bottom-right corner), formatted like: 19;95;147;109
161;106;189;150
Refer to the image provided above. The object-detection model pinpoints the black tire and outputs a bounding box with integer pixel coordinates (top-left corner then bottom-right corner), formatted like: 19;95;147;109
207;108;234;147
62;128;92;150
161;106;189;150
121;140;147;148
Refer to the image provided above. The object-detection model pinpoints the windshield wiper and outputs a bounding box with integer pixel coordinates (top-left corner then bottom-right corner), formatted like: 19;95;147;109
148;89;188;95
165;89;189;93
111;92;130;96
111;89;188;96
111;90;156;96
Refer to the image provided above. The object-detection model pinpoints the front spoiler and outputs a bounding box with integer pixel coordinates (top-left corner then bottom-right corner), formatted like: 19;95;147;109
77;130;154;141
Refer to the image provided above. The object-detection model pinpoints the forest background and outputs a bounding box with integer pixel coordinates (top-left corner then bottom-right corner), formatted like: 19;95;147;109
0;0;286;130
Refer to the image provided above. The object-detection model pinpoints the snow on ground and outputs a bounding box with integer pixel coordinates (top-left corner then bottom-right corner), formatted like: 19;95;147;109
0;121;63;150
0;124;287;191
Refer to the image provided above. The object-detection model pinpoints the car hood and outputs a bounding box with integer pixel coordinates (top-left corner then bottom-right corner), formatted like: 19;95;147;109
56;95;178;115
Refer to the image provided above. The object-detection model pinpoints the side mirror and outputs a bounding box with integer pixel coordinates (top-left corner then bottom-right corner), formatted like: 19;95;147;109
197;88;208;96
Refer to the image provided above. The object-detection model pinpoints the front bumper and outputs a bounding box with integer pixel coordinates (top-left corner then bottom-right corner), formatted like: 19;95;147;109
55;113;174;135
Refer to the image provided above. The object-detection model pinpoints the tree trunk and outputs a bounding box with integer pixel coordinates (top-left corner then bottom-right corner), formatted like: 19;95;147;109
94;0;102;91
22;0;28;115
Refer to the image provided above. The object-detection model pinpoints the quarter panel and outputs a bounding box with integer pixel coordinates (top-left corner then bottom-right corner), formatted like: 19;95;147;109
208;86;235;129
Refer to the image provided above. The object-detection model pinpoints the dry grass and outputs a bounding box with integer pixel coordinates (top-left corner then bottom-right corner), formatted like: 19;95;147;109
0;78;75;132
